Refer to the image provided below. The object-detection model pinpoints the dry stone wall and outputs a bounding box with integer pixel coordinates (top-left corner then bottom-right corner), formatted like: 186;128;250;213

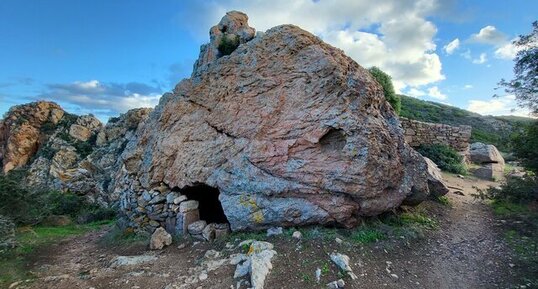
400;117;472;153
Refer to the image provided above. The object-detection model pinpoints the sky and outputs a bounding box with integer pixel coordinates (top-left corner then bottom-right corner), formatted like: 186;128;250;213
0;0;536;122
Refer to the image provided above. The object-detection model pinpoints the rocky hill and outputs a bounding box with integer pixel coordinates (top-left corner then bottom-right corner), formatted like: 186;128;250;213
0;102;151;205
400;95;534;152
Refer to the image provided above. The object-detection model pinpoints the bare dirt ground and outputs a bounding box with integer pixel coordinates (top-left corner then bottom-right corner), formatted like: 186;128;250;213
10;173;525;289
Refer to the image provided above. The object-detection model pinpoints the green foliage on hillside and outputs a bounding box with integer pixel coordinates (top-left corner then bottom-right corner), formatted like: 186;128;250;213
0;169;115;226
368;67;401;114
511;121;538;173
416;144;467;174
400;94;533;152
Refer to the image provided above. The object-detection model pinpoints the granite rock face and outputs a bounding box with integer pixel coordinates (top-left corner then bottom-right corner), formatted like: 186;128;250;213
117;12;431;232
0;101;64;173
0;102;151;205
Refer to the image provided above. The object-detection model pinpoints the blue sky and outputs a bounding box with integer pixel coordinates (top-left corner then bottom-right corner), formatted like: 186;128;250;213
1;0;536;122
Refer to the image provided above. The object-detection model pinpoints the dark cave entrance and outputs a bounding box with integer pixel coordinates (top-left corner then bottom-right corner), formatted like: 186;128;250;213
180;183;229;224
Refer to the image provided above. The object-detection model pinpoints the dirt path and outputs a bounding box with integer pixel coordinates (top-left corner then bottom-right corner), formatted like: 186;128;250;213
11;174;520;289
421;174;517;289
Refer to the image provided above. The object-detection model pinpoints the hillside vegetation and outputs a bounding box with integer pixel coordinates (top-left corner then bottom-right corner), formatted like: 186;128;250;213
400;95;533;152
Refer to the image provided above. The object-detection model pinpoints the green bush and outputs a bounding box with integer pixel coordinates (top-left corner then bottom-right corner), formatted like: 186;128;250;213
368;67;401;114
0;170;49;225
416;144;467;174
47;191;86;217
511;121;538;173
476;175;538;205
217;35;240;56
0;171;115;226
76;207;117;224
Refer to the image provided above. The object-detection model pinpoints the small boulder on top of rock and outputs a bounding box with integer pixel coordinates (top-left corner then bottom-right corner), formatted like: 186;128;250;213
149;227;172;250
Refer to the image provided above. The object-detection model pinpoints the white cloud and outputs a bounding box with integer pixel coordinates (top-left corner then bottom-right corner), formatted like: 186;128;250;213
406;87;426;98
404;85;447;100
444;38;460;54
177;0;445;88
467;95;532;117
427;86;447;100
463;84;473;89
470;25;507;45
37;80;162;121
494;39;520;60
472;53;487;64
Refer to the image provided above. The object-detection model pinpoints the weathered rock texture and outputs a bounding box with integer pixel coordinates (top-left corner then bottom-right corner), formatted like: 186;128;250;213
469;142;505;180
0;101;64;173
193;11;256;77
117;12;432;232
0;101;151;205
401;117;472;154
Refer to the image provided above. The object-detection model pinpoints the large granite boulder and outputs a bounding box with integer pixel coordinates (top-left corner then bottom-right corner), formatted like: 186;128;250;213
469;142;505;166
116;12;431;232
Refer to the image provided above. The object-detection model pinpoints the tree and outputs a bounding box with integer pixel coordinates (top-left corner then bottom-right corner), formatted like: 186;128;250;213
497;21;538;115
511;121;538;173
368;66;401;114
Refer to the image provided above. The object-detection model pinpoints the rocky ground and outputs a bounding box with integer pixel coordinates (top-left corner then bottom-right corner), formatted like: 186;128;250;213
7;173;528;289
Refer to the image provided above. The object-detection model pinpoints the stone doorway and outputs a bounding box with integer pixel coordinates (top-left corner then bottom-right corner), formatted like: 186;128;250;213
180;183;229;224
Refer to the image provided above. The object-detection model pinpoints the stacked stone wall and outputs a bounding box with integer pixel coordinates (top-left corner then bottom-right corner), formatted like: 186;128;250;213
400;117;472;153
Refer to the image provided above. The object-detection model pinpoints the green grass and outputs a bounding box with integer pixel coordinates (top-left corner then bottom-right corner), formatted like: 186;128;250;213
350;227;386;244
0;220;113;287
435;196;452;206
491;200;530;217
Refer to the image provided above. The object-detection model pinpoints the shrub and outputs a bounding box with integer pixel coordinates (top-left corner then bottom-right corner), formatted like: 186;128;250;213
76;207;117;224
0;171;115;226
217;35;240;56
475;174;538;205
416;144;467;174
48;191;86;217
368;67;401;114
511;121;538;173
0;170;49;225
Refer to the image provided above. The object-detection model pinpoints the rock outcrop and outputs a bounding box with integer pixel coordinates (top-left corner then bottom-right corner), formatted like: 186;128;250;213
27;108;151;204
469;142;505;180
117;12;432;233
0;101;151;205
0;101;64;173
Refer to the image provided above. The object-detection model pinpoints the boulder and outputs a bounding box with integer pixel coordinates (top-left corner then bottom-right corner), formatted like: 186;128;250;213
425;157;450;198
473;163;504;181
469;142;505;165
188;220;207;235
117;12;431;232
149;227;172;250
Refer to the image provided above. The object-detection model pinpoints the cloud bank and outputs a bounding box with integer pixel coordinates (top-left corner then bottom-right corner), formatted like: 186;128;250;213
177;0;447;91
